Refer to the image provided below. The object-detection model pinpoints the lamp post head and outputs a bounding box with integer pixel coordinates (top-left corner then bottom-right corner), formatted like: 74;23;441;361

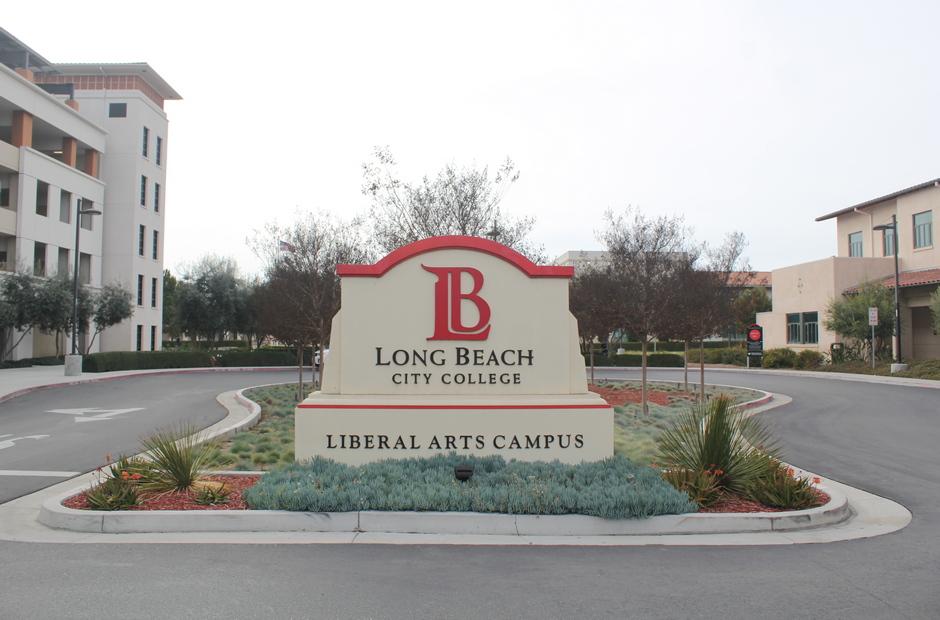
873;222;895;231
79;209;102;216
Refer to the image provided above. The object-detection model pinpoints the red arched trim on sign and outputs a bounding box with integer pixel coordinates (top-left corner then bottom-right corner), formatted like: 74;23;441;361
337;236;574;278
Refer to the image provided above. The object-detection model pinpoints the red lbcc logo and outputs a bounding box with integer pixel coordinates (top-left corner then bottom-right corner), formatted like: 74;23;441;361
422;266;492;340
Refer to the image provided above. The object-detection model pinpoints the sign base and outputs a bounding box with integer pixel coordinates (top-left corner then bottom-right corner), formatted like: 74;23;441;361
295;392;614;465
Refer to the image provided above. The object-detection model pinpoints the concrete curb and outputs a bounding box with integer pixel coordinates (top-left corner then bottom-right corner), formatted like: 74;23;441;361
38;479;850;536
0;365;310;405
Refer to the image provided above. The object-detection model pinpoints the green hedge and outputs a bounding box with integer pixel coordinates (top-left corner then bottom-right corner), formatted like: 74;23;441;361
585;353;684;367
602;341;735;353
245;454;697;519
161;340;248;350
686;347;748;366
216;349;296;367
82;351;215;373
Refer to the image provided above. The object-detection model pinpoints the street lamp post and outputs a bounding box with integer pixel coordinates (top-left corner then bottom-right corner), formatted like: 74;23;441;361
65;199;101;376
873;215;905;372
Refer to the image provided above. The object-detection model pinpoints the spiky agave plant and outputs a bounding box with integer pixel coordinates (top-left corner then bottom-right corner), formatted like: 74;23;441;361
656;395;779;495
139;424;231;492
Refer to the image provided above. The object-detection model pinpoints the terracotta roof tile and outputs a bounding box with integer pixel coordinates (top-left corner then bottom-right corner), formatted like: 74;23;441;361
844;268;940;293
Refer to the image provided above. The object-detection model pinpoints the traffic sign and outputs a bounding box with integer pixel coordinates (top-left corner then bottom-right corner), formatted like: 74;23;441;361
868;307;878;326
746;324;763;356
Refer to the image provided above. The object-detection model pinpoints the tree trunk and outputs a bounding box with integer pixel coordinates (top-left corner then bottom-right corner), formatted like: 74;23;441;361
3;329;32;360
589;345;595;385
296;344;304;402
683;339;689;392
699;340;706;402
641;340;649;415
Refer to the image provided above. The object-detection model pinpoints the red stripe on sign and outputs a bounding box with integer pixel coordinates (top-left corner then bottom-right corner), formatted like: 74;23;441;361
297;403;612;410
336;235;574;279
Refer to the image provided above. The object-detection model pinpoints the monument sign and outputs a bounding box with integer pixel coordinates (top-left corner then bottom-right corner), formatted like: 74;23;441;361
295;236;613;464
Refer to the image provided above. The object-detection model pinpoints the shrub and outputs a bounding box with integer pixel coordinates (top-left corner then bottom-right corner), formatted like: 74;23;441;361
245;454;697;519
84;476;140;511
656;395;779;495
760;348;798;368
660;468;722;508
82;351;215;372
610;341;733;352
584;353;684;368
795;349;825;369
216;349;296;367
745;460;820;510
194;481;232;506
140;425;230;492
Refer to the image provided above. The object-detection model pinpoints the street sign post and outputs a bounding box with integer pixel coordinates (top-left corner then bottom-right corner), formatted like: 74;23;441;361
746;324;763;369
869;307;878;369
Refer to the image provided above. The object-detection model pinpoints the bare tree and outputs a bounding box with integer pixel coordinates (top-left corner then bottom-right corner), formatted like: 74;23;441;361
680;233;750;399
362;146;544;260
569;267;620;384
251;212;373;399
601;208;692;414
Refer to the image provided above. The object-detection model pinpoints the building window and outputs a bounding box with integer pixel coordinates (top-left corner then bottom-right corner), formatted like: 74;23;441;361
0;184;9;208
151;277;158;308
136;325;143;352
848;231;863;257
79;252;91;285
786;312;818;344
109;103;127;118
140;176;147;207
913;211;933;249
36;181;49;217
154;183;161;213
142;127;149;157
156;137;162;166
138;225;146;256
33;242;47;276
59;191;71;224
79;198;94;230
137;274;144;306
152;230;159;260
150;325;157;351
57;247;69;276
882;226;896;256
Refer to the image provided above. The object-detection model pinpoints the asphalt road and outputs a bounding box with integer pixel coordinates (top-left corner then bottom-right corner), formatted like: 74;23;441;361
0;370;300;503
1;368;939;619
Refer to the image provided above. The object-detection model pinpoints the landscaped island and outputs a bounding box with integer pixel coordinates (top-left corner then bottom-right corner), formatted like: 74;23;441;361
62;380;827;518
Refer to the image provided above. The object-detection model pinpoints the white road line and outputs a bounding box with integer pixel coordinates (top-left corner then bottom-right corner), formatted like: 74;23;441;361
0;470;79;477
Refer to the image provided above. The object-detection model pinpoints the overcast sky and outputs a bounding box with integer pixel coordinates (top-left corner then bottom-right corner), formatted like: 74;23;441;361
7;1;940;275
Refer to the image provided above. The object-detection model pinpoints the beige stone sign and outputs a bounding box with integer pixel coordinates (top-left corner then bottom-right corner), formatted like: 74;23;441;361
295;236;613;465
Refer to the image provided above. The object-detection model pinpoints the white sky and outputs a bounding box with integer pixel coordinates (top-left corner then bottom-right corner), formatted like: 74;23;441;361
7;1;940;275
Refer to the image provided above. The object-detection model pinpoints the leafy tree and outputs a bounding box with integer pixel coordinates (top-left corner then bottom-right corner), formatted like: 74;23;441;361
176;256;248;345
731;286;772;336
0;272;39;358
930;287;940;335
569;267;620;383
252;212;373;398
85;284;134;354
361;146;543;259
824;282;895;360
601;208;692;414
34;276;79;356
162;270;181;343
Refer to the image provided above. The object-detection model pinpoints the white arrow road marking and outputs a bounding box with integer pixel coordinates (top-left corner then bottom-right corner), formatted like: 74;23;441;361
0;470;79;477
46;407;144;423
0;434;49;450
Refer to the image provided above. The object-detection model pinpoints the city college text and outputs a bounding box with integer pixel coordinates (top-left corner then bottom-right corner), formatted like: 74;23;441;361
375;346;535;386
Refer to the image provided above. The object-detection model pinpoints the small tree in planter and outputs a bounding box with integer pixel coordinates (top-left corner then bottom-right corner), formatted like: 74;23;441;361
824;282;895;361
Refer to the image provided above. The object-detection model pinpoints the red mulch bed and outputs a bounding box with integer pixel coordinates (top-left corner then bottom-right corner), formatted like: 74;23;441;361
63;474;260;511
589;384;680;406
699;489;830;513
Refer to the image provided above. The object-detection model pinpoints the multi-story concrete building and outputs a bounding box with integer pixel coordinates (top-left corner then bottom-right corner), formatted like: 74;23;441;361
758;178;940;360
0;28;179;359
